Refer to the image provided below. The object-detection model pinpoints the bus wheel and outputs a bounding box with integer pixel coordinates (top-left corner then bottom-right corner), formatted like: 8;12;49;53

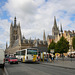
16;62;18;64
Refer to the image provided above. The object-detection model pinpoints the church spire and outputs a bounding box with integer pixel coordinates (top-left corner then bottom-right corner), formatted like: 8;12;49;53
18;22;22;46
14;16;16;27
52;16;59;37
54;16;57;26
11;21;13;27
23;34;25;39
60;23;63;33
43;30;46;41
6;42;8;49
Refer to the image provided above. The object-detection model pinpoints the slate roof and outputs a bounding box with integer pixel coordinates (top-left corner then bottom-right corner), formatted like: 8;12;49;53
48;35;55;39
32;47;48;52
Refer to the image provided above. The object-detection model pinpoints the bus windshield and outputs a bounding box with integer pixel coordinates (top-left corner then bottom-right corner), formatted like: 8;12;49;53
27;49;37;55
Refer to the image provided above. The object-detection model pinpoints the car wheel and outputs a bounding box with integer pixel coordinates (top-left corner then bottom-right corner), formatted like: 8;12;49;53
10;62;11;64
2;64;5;68
16;62;18;64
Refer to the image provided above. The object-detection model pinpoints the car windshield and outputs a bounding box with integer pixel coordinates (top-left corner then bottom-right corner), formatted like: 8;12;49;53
6;56;9;58
10;57;17;59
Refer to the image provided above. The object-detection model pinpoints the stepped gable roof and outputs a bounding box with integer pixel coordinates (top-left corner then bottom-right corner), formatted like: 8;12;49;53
22;38;34;44
30;40;34;44
36;39;47;45
48;35;55;39
24;39;28;44
70;33;75;37
32;47;48;52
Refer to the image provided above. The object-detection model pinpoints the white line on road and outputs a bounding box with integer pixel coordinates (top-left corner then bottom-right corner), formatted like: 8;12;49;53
3;67;9;75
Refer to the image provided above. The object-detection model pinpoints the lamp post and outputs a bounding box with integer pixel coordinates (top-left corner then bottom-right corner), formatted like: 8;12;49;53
61;29;64;61
71;45;72;62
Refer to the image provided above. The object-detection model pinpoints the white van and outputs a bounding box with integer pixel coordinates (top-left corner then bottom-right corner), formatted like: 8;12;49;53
0;49;5;67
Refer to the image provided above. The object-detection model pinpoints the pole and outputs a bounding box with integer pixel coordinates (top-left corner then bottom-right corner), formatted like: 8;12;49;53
40;52;41;61
43;52;44;62
71;46;72;62
62;31;64;61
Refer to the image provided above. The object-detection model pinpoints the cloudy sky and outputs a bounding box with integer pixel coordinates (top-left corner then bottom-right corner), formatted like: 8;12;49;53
0;0;75;49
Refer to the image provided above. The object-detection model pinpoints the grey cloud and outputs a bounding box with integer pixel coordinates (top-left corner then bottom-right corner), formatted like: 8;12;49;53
0;0;75;48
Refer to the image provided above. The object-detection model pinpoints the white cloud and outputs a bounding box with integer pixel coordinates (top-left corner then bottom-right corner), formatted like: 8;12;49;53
0;0;75;48
0;19;10;49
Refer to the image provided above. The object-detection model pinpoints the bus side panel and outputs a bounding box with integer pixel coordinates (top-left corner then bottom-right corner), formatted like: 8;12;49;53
33;55;37;62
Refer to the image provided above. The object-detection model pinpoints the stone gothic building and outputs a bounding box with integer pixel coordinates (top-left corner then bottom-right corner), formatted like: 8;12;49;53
5;17;48;55
52;16;59;37
47;16;75;52
47;16;59;46
57;30;75;52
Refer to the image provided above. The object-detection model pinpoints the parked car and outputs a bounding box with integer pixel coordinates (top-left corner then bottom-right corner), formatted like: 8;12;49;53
68;51;75;58
5;56;9;61
8;57;18;64
0;49;5;68
70;53;75;58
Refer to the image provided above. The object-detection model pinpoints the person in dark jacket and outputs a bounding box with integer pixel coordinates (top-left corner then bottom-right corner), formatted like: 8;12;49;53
49;53;52;62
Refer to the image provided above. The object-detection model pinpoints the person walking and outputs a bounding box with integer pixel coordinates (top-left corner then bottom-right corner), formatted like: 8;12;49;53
52;54;54;61
52;54;54;62
49;53;52;62
47;53;49;62
56;54;58;61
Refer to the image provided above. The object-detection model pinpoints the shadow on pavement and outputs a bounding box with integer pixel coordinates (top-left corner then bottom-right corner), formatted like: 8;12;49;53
25;61;40;64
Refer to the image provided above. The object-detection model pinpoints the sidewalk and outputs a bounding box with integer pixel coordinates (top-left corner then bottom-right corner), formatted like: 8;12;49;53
41;60;75;69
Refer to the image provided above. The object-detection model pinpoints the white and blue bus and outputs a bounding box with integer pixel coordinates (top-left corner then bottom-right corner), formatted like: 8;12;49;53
14;48;38;62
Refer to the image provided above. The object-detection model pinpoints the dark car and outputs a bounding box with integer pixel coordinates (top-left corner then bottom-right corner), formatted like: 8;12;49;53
8;57;18;64
70;53;75;58
5;56;9;61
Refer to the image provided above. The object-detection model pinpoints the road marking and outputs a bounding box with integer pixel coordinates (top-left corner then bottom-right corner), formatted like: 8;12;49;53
2;68;5;75
3;67;9;75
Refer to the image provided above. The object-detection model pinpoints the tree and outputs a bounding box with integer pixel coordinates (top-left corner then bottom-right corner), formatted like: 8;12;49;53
72;37;75;50
48;40;56;53
55;36;69;54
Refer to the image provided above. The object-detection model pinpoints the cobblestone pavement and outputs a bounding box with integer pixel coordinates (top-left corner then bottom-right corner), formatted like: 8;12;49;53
41;57;75;69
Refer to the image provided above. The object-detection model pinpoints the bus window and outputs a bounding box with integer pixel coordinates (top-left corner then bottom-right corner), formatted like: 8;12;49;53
27;49;37;55
21;50;25;55
16;51;20;55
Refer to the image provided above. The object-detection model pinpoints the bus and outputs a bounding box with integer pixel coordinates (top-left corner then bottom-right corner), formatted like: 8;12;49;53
14;48;38;62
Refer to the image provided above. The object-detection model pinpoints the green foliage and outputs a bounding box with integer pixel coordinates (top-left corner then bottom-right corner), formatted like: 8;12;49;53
72;37;75;50
55;36;69;53
48;40;56;53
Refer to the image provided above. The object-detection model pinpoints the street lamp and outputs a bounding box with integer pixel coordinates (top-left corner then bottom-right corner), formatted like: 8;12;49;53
71;45;72;62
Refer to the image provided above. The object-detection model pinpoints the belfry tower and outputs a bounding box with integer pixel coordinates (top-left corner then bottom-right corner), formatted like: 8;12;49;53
52;16;59;37
10;17;22;47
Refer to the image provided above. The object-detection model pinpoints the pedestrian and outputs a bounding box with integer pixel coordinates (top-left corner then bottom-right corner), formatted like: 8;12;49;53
56;54;58;61
49;53;52;62
52;54;54;62
47;54;48;62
